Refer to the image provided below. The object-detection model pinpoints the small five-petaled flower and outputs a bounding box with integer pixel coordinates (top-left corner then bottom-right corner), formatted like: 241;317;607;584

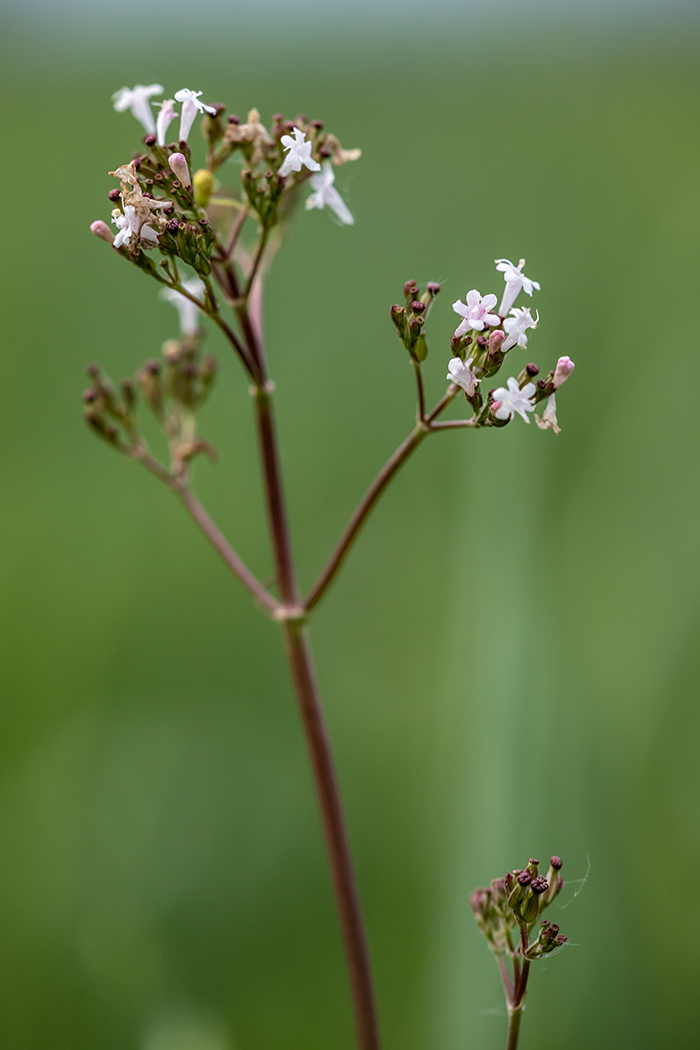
112;84;164;135
279;128;321;177
491;377;537;423
452;290;501;337
502;306;538;352
495;258;540;315
305;163;354;225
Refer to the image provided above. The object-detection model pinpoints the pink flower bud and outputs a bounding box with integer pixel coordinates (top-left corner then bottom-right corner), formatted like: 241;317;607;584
90;220;114;244
168;152;191;188
552;356;575;389
488;329;505;356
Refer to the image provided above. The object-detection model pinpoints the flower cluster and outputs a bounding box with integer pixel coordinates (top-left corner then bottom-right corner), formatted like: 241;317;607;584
83;281;218;478
92;84;360;285
389;258;574;432
471;856;567;962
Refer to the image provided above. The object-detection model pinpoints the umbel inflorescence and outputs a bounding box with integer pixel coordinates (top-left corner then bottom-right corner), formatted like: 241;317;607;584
471;857;569;1048
84;83;577;1050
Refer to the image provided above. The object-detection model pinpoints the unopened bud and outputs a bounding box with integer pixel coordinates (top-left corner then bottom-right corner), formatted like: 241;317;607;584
90;220;114;245
427;282;441;295
168;152;191;188
552;356;575;389
193;168;214;207
550;856;563;870
531;877;548;896
410;300;426;314
488;329;505;357
108;188;121;202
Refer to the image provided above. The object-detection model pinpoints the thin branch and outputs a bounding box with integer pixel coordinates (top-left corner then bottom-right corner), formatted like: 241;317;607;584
225;205;248;259
497;954;514;1004
243;229;269;299
430;419;477;429
136;450;280;615
413;361;426;421
305;383;462;612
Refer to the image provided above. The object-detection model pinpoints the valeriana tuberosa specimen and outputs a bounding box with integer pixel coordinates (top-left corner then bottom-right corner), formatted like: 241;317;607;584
85;82;577;1050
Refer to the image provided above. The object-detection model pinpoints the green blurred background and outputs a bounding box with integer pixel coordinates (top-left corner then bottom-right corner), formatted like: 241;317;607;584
1;2;699;1047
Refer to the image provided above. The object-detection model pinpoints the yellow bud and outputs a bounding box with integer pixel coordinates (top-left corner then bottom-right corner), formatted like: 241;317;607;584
193;169;214;208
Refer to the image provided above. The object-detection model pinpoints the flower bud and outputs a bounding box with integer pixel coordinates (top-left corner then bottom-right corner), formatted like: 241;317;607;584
193;168;214;207
488;329;505;357
168;152;192;188
552;356;575;388
90;220;114;245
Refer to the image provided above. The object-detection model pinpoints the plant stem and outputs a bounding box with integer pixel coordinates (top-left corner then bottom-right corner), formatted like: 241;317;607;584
135;450;280;615
282;618;380;1050
506;1004;524;1050
305;385;462;612
227;287;381;1050
504;926;531;1050
306;425;428;611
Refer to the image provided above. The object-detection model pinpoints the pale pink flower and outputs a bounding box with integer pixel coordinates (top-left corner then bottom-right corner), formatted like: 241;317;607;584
447;357;477;397
174;88;217;142
111;205;159;249
305;163;354;224
491;377;536;423
279;127;321;177
156;99;177;146
112;84;163;135
452;290;500;337
502;306;538;352
495;258;540;315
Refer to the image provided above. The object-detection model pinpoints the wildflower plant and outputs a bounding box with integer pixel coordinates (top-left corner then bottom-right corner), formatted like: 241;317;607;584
471;857;568;1050
85;82;577;1050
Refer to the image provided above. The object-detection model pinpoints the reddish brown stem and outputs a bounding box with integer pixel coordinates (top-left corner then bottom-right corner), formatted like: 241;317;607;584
282;619;380;1050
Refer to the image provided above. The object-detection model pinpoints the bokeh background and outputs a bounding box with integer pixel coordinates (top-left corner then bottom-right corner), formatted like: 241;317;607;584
1;0;699;1047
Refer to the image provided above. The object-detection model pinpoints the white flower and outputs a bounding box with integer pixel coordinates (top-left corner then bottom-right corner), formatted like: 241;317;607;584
491;377;536;423
502;306;539;351
156;99;177;146
278;127;321;177
535;393;560;434
161;278;206;338
495;258;540;315
112;84;164;135
552;356;575;389
452;290;500;337
447;357;477;397
174;88;217;142
305;163;354;225
111;205;159;249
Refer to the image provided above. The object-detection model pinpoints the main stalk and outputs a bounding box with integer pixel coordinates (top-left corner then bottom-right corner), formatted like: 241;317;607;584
241;297;381;1050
